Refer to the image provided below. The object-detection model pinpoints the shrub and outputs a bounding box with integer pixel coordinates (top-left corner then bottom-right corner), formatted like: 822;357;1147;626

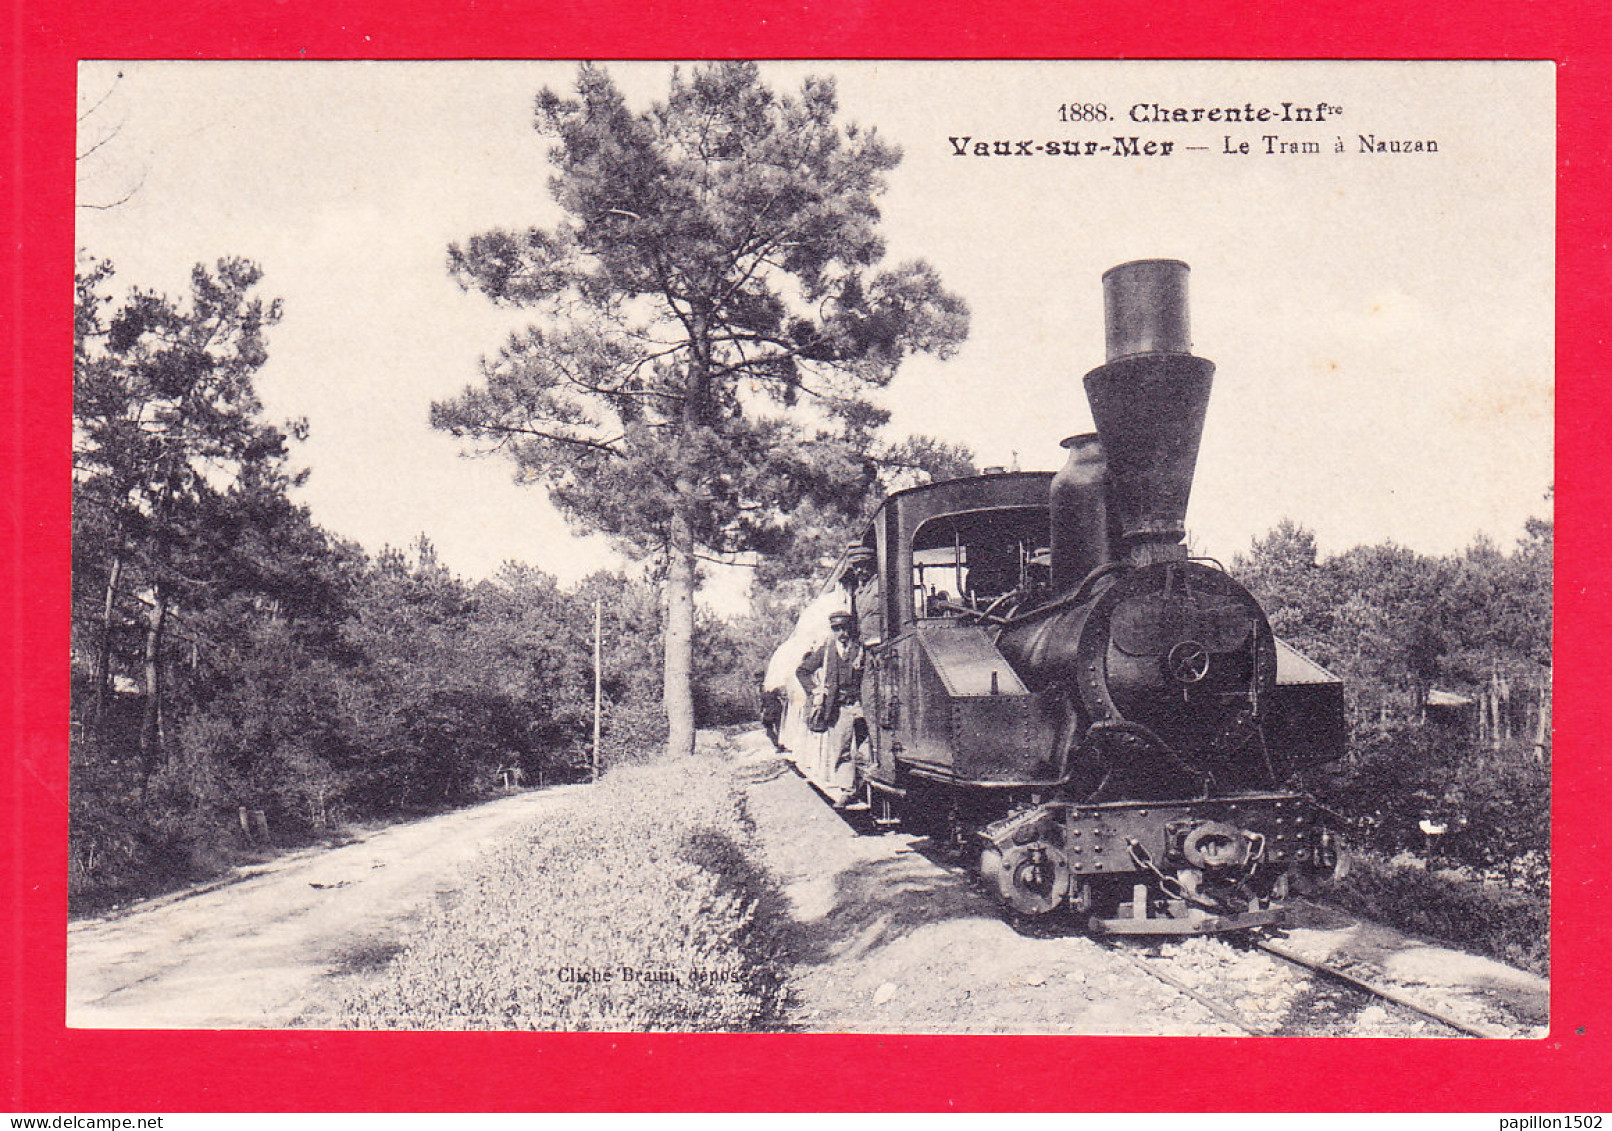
1306;720;1550;897
599;697;670;767
694;667;760;729
337;755;786;1031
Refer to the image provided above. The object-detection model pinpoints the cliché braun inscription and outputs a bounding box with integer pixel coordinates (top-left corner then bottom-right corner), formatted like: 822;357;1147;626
554;966;744;988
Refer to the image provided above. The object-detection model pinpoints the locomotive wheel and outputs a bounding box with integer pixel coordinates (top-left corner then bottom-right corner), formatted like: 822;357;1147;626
981;843;1071;916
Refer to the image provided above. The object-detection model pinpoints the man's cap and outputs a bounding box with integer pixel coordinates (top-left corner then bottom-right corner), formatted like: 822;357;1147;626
828;611;854;626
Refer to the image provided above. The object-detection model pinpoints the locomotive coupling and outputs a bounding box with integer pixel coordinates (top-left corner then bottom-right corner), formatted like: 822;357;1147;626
1174;820;1264;870
978;797;1299;933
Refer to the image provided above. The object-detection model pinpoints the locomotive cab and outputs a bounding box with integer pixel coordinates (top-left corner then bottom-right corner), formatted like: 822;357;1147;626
911;504;1051;621
850;474;1070;801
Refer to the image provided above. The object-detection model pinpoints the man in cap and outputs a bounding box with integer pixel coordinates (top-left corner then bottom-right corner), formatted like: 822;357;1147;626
796;610;864;805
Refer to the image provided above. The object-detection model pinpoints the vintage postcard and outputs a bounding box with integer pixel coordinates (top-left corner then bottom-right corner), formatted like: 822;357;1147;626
65;55;1551;1028
23;49;1593;1112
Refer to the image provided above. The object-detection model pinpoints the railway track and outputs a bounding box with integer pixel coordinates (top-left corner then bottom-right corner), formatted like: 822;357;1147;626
1105;933;1512;1038
1251;936;1511;1037
797;766;1544;1038
878;823;1533;1038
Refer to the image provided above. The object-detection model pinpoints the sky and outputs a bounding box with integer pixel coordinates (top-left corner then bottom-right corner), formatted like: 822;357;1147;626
75;60;1555;607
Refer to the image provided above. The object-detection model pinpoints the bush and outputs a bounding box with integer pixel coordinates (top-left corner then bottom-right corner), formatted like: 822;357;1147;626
694;667;760;729
1317;850;1549;978
337;755;787;1031
68;728;246;912
600;697;670;767
1307;720;1550;896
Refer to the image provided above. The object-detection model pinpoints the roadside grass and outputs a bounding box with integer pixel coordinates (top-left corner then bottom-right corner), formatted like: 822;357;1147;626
336;753;789;1031
1315;850;1549;978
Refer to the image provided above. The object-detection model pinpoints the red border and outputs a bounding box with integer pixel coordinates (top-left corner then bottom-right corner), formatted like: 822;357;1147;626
7;0;1610;1113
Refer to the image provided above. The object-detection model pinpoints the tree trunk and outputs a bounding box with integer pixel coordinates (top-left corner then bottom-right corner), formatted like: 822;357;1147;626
1485;669;1499;749
661;307;711;760
92;552;123;738
663;507;697;758
139;585;168;772
1533;666;1551;762
1495;676;1508;747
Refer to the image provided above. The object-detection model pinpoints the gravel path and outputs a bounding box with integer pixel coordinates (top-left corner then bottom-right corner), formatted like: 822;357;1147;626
730;729;1548;1037
732;731;1233;1034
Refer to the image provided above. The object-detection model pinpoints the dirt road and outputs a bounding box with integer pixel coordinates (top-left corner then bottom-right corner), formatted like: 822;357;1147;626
67;785;586;1029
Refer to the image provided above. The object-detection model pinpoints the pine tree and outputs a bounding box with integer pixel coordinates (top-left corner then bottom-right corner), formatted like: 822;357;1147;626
434;63;969;755
73;255;297;771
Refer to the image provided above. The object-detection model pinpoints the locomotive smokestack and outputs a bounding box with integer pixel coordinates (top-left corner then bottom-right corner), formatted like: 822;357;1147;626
1083;260;1216;565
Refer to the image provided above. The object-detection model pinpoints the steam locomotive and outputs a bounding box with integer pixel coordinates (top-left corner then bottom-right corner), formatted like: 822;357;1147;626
764;260;1346;934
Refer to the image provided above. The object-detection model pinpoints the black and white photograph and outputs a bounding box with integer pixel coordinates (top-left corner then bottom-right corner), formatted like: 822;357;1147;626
67;59;1553;1038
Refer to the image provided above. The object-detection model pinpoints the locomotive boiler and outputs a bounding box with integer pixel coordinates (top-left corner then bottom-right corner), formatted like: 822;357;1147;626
765;260;1346;933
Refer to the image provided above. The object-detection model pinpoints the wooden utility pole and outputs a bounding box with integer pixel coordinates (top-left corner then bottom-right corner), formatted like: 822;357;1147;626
592;597;602;783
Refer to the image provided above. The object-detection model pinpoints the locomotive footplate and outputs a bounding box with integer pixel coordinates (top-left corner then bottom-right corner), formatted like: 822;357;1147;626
978;792;1319;932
